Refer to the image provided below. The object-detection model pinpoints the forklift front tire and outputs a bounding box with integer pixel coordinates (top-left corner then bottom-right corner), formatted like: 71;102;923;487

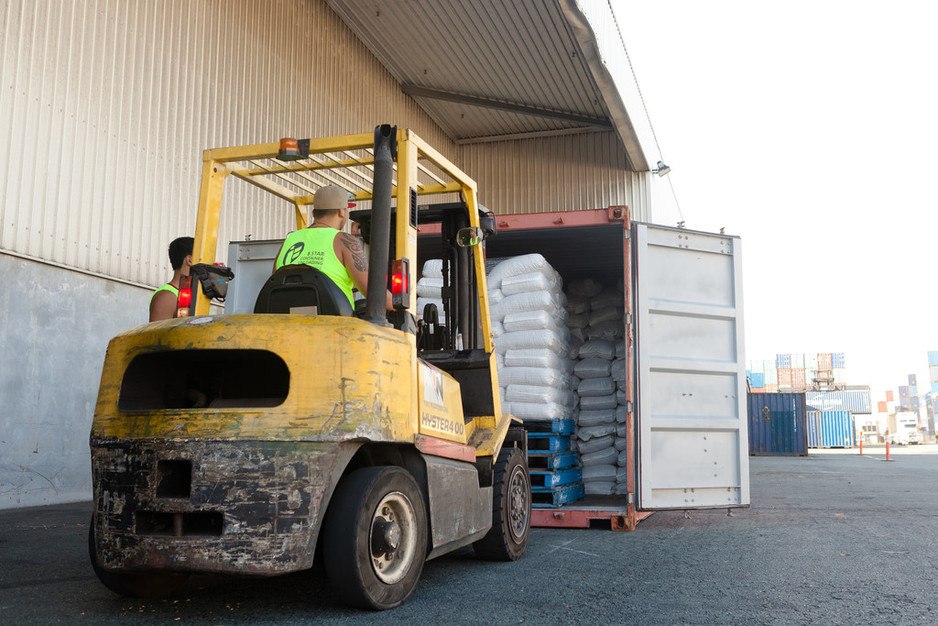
473;446;531;561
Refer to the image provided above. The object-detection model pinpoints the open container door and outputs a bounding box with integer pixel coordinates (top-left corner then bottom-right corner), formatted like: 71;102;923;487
633;223;750;510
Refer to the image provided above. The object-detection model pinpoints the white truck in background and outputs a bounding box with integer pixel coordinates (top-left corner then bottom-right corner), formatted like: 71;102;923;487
891;412;922;445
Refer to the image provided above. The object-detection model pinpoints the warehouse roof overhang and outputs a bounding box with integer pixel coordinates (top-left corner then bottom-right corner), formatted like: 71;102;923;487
326;0;651;171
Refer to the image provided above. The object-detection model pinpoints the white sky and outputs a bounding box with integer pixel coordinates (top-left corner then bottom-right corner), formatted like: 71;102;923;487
615;1;938;402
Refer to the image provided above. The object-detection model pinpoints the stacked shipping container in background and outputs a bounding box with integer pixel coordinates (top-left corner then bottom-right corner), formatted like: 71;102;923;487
748;352;847;393
747;393;857;452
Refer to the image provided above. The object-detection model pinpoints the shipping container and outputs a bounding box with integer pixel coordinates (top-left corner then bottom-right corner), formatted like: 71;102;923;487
831;352;846;368
765;368;779;385
877;401;888;413
929;351;938;368
764;384;779;393
778;368;793;387
929;365;938;383
818;352;833;370
806;354;819;371
805;390;872;414
750;372;765;388
886;390;894;402
776;354;791;369
749;360;765;373
791;353;805;370
747;393;808;456
220;209;749;528
792;369;806;386
427;209;748;527
807;410;854;448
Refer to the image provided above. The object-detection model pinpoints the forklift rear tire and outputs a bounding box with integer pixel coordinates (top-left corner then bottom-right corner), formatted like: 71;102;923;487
473;445;531;561
88;519;189;598
322;466;428;610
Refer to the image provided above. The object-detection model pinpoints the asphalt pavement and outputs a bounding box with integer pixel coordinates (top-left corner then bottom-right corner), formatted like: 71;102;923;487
2;446;936;624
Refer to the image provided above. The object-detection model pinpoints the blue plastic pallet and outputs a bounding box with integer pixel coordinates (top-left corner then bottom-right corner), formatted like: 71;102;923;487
523;419;575;435
530;468;583;490
527;450;579;470
527;433;572;453
531;483;585;508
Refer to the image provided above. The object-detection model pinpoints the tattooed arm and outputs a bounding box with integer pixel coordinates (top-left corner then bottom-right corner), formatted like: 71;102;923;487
336;232;393;311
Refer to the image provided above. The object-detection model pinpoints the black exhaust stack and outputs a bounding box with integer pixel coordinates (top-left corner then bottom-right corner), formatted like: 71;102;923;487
366;124;396;325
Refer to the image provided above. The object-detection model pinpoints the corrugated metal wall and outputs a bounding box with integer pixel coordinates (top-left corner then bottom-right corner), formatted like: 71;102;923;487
1;0;653;290
0;0;454;287
458;131;651;219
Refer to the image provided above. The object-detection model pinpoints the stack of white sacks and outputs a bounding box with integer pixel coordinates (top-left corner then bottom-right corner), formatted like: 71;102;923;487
416;259;446;324
566;278;628;496
486;254;576;422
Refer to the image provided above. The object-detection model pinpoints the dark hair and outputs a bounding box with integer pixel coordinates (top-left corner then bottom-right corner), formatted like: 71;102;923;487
312;208;341;221
168;236;194;270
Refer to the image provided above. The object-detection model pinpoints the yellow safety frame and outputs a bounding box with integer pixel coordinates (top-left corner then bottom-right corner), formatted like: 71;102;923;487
189;129;495;358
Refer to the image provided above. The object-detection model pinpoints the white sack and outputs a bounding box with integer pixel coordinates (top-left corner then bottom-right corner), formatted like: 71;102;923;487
579;393;618;411
577;434;614;454
416;276;444;298
498;366;568;388
579;339;616;360
501;271;558;296
504;310;559;333
495;330;567;356
567;278;603;298
422;259;443;278
574;358;612;379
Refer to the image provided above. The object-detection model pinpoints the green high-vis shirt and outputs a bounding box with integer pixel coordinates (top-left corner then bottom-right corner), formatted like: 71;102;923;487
274;227;355;307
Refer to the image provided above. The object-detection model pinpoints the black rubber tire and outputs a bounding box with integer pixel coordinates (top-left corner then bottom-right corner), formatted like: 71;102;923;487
322;466;428;610
473;445;531;561
88;518;189;597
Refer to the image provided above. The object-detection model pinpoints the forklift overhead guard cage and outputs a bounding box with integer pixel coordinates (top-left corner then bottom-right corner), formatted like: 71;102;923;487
189;128;492;352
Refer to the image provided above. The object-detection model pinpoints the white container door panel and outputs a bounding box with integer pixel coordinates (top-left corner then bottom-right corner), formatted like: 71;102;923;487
633;223;749;510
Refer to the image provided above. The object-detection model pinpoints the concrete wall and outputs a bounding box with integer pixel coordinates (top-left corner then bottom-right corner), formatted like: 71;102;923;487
0;254;151;509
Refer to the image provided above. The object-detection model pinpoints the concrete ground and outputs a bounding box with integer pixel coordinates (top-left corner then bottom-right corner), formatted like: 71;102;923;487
2;447;936;624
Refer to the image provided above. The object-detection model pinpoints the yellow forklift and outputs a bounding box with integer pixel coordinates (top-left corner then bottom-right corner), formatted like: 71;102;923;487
89;126;530;609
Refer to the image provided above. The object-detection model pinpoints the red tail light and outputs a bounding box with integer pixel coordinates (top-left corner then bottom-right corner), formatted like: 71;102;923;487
176;275;192;318
391;259;408;294
390;258;411;310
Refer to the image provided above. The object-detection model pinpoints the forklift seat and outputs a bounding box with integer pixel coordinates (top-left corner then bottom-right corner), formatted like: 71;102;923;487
254;265;354;316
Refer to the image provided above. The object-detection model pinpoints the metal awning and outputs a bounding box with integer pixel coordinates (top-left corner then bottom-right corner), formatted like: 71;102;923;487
326;0;650;170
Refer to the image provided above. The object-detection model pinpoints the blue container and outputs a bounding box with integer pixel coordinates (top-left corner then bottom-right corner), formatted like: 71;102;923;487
832;352;846;368
805;390;872;414
929;351;938;367
748;393;808;456
776;354;791;369
806;410;854;448
750;372;765;388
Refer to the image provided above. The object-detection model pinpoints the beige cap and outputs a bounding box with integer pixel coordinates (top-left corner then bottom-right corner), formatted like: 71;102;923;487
314;185;354;210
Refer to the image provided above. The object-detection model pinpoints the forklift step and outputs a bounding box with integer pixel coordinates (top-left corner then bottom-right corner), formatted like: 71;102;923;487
523;419;575;435
526;433;572;453
530;468;583;490
531;483;585;508
527;450;579;471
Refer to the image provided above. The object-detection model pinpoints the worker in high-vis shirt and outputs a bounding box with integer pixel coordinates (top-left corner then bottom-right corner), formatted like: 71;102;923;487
273;185;392;311
149;236;193;322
